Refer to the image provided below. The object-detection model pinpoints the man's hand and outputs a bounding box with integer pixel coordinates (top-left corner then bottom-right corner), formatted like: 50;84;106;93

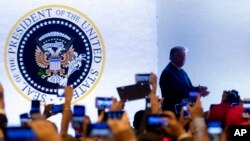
149;94;162;114
43;104;54;119
187;96;204;118
199;86;208;97
109;97;125;111
162;111;187;139
178;108;191;127
199;86;207;92
149;73;157;94
107;112;137;141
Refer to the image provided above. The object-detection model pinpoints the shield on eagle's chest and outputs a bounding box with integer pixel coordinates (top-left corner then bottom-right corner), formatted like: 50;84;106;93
50;57;61;71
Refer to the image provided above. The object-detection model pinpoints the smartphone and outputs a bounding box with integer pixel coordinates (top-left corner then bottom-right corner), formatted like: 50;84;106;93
146;114;169;130
207;121;222;141
30;100;40;115
52;104;63;114
5;127;37;141
242;99;250;118
95;97;113;109
182;99;190;117
189;92;199;106
20;113;30;127
103;111;124;121
73;105;85;116
72;105;85;129
145;97;151;109
88;123;112;138
135;73;151;84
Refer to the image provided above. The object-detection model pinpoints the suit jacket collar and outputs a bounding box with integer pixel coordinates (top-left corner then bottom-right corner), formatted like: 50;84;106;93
169;62;181;71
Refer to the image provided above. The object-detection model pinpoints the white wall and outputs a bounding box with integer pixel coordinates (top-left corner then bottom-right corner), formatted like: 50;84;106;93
0;0;157;134
158;0;250;111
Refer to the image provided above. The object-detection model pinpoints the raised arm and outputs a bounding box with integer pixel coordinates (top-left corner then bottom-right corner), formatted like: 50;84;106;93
60;86;73;137
187;96;209;141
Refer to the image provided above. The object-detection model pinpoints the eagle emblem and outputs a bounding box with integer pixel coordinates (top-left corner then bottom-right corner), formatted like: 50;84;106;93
35;32;86;86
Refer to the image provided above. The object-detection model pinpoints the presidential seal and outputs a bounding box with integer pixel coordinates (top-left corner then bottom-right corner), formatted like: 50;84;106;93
4;5;105;104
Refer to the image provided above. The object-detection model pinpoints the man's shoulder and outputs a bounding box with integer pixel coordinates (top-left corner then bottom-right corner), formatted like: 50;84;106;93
162;63;176;73
160;63;176;81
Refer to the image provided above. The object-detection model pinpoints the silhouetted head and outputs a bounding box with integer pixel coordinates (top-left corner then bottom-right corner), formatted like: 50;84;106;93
170;46;188;68
133;110;145;130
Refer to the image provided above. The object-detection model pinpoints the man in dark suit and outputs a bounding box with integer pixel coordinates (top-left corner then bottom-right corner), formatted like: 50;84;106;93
159;46;208;112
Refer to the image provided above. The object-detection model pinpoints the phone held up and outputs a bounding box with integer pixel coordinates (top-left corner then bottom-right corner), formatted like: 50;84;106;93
72;105;85;130
242;98;250;118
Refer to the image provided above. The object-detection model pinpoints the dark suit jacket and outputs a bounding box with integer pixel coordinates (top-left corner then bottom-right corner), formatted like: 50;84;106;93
159;62;199;112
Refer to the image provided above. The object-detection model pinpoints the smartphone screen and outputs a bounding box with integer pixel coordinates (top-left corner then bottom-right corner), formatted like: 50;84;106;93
207;121;222;141
207;121;222;134
135;73;151;84
5;127;37;141
103;111;124;121
72;105;85;129
189;92;199;106
182;106;190;117
73;105;85;116
30;100;40;115
88;123;112;138
182;99;190;117
147;116;168;126
20;113;30;127
52;104;63;114
242;99;250;118
95;97;113;109
146;114;169;131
